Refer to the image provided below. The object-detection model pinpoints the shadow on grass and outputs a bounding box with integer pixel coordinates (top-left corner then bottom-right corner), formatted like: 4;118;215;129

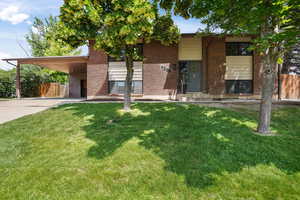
64;103;300;189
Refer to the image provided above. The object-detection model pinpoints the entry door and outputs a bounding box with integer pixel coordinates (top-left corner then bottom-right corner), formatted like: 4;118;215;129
80;80;87;98
180;61;202;92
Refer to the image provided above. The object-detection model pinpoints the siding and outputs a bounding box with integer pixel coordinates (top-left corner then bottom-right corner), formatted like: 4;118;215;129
225;56;253;80
179;37;202;60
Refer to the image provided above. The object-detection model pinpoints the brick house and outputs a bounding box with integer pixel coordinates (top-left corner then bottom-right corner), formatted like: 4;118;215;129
3;34;267;100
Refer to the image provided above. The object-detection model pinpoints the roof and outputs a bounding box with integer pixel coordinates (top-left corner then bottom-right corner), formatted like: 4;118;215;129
2;56;89;73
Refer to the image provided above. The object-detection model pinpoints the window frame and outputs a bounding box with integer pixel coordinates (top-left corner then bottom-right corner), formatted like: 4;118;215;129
108;80;143;94
225;80;253;94
226;42;253;56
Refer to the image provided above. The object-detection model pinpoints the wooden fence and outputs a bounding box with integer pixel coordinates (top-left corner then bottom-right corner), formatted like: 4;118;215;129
39;83;68;98
280;74;300;100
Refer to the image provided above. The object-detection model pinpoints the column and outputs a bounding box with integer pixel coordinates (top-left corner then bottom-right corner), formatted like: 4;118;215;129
16;63;21;99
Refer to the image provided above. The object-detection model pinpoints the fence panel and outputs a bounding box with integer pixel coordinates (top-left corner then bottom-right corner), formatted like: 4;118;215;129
281;74;300;100
39;83;66;97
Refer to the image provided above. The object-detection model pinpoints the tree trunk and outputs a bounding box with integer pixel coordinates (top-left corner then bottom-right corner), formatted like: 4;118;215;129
124;46;134;111
257;15;281;134
257;52;277;134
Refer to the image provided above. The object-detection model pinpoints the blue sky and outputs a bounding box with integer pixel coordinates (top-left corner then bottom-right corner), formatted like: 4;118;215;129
0;0;201;70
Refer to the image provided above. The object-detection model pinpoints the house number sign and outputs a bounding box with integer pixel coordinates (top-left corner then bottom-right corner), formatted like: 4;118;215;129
160;64;176;72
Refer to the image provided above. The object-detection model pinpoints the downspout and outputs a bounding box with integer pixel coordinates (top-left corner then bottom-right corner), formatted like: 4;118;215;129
6;60;17;67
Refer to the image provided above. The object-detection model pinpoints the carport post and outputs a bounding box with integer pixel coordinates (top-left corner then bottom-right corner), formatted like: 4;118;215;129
16;62;21;99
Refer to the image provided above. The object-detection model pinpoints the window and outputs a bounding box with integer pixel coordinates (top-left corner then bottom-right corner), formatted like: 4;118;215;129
226;80;253;94
109;44;143;62
226;42;252;56
109;81;143;94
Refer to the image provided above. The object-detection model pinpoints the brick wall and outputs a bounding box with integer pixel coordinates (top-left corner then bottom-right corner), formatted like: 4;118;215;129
86;38;264;99
143;41;178;96
253;53;263;95
204;37;226;95
87;40;108;98
203;36;263;97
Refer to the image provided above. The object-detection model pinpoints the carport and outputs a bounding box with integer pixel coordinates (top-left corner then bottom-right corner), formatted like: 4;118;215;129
2;56;88;98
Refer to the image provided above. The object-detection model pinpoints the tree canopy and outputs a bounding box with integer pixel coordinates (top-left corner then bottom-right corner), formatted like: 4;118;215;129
58;0;180;110
159;0;300;54
58;0;180;57
26;15;82;84
26;15;81;57
158;0;300;134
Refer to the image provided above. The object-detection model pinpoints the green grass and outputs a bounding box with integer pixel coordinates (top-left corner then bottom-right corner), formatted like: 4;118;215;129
1;103;300;200
0;98;11;101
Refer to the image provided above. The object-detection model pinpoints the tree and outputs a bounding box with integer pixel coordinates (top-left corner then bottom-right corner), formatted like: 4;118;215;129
26;15;82;84
58;0;180;111
158;0;300;134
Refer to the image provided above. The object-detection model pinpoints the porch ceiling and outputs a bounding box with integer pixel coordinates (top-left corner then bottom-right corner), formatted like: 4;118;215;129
2;56;89;74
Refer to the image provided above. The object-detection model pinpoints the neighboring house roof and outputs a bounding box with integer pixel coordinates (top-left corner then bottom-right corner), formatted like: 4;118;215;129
2;56;88;73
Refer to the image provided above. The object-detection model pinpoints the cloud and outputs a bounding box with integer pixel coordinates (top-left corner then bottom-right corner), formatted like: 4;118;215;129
0;52;13;70
0;5;30;25
26;20;33;25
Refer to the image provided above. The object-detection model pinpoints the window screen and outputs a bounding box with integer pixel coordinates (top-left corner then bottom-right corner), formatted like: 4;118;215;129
226;80;253;94
109;81;143;94
226;42;252;56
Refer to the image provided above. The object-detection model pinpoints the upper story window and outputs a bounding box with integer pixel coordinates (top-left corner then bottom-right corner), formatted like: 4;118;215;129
109;44;143;62
226;42;253;56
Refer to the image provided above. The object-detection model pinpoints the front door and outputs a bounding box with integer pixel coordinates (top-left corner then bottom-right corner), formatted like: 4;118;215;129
179;61;202;93
80;80;87;98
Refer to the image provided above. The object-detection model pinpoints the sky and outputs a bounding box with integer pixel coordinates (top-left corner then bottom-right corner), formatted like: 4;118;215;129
0;0;202;70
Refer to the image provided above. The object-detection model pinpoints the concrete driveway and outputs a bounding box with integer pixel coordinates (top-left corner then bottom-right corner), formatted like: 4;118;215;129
0;98;84;124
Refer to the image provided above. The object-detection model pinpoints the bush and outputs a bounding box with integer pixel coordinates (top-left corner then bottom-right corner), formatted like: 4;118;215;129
0;65;65;98
0;80;15;98
0;70;15;98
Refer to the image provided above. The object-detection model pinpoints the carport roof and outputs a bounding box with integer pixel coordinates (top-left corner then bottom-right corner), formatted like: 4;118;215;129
2;56;89;74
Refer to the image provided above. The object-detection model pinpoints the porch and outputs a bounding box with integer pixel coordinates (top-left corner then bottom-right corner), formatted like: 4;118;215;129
2;56;88;99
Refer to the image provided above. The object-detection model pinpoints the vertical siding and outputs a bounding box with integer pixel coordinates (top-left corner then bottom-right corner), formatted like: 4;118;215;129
281;74;300;99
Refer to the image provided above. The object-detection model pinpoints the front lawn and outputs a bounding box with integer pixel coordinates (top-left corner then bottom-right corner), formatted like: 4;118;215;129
1;103;300;200
0;98;11;101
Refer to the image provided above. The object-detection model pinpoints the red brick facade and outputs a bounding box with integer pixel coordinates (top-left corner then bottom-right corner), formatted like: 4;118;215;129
143;41;178;96
86;37;263;99
203;36;263;98
87;41;108;97
203;37;227;95
253;53;263;95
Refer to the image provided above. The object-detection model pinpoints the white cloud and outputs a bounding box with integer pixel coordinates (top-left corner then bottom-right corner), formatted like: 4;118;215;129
0;52;13;70
0;5;30;25
26;20;33;25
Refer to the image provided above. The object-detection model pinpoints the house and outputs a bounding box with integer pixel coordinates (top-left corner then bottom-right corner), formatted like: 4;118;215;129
2;34;280;101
